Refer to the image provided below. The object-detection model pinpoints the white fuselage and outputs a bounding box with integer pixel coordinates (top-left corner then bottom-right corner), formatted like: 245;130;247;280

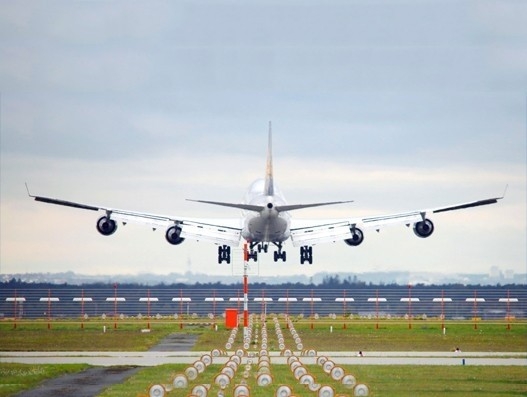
241;179;291;243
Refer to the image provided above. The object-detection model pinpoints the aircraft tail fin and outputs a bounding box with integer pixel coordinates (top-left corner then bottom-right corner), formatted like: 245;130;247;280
264;121;274;196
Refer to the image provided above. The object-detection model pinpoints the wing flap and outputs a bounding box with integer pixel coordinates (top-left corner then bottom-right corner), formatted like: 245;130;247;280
361;211;423;228
290;221;353;246
179;221;242;245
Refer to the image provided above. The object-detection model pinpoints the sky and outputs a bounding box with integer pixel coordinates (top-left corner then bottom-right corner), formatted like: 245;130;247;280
1;0;525;280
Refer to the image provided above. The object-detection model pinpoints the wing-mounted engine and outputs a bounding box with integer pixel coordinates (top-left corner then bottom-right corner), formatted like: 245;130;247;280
344;226;364;246
96;215;117;236
166;225;185;245
413;219;434;238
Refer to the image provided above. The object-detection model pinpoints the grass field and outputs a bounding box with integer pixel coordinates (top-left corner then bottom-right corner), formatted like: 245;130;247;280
0;363;90;397
1;318;526;396
1;319;525;352
98;364;527;397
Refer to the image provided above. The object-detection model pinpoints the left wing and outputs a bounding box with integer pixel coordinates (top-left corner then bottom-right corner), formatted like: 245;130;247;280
26;185;242;246
290;193;505;247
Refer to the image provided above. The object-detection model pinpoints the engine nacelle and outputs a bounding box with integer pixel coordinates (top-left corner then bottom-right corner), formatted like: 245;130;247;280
96;216;117;236
166;225;185;245
344;227;364;246
413;219;434;238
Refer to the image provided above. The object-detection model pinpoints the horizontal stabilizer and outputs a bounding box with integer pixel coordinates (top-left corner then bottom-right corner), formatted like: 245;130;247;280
188;199;353;213
276;201;353;212
186;199;265;212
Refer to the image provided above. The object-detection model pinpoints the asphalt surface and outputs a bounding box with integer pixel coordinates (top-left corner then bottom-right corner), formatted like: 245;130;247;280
14;366;141;397
10;333;198;397
148;332;199;352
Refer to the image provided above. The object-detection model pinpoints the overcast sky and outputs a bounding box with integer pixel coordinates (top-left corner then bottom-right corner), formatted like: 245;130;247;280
1;1;525;280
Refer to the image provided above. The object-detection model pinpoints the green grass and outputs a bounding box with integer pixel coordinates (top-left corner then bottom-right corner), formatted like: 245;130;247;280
292;321;527;352
0;364;89;397
97;364;527;397
1;363;525;397
1;319;525;352
0;321;206;351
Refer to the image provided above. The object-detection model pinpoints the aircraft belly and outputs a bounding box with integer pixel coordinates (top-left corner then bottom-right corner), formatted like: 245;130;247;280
245;216;288;242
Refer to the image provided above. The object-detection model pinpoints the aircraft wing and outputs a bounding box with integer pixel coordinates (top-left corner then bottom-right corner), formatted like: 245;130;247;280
289;194;504;247
26;186;242;246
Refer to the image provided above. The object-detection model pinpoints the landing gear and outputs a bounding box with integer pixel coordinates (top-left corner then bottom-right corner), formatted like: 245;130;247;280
218;245;231;264
257;243;269;253
300;245;313;265
272;242;286;262
247;242;259;261
246;241;286;262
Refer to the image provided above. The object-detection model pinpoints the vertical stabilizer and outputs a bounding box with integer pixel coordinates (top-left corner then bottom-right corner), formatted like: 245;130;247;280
264;121;274;196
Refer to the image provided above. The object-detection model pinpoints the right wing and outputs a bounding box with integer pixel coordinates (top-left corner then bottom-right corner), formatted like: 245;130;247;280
26;185;242;246
290;192;505;247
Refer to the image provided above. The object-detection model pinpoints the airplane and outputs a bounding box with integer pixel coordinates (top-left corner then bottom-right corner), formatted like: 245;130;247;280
26;123;505;265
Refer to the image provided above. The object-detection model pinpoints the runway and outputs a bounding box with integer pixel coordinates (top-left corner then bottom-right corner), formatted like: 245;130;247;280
1;351;525;366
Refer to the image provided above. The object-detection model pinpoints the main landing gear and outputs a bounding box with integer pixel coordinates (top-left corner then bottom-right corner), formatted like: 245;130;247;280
300;245;313;265
218;245;231;264
246;241;287;262
272;242;286;262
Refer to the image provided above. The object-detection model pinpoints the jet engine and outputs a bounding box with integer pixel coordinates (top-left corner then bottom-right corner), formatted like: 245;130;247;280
166;225;185;245
96;216;117;236
344;227;364;246
413;219;434;238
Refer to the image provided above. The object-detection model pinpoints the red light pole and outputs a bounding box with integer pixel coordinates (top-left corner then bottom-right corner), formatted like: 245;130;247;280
113;283;118;329
408;284;412;330
47;288;52;330
81;289;85;329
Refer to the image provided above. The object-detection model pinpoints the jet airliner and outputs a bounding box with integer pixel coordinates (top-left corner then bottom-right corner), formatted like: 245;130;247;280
27;123;504;265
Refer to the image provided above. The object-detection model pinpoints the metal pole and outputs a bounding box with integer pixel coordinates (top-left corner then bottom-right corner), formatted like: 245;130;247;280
343;289;347;329
310;289;314;329
243;243;249;339
147;289;151;330
114;283;118;329
13;289;17;329
81;289;85;329
473;290;478;330
375;289;379;330
441;289;445;331
408;284;412;330
506;289;511;330
47;288;51;330
180;289;183;329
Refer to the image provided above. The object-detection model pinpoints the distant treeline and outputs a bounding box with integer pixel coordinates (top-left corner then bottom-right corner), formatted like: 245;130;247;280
1;277;525;291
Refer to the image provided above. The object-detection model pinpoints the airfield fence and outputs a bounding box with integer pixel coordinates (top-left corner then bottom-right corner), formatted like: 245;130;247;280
1;286;525;325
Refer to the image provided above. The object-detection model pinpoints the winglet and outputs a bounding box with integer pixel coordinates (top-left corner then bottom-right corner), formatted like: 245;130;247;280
501;184;509;199
25;182;35;198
